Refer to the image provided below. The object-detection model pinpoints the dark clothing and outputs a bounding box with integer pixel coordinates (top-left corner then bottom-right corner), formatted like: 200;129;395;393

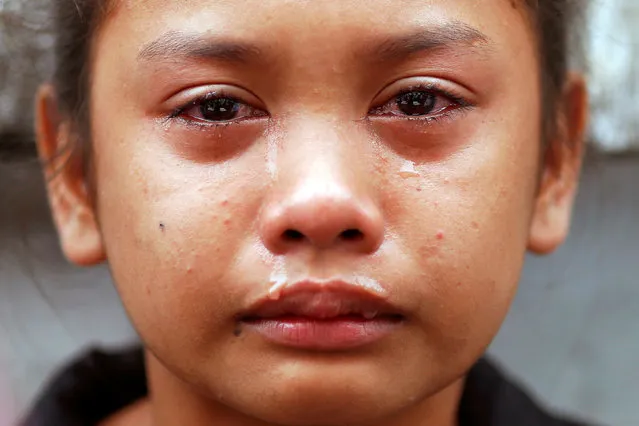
22;346;593;426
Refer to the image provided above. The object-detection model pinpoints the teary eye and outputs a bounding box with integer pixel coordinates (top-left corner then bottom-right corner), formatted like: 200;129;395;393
199;97;242;121
395;91;437;116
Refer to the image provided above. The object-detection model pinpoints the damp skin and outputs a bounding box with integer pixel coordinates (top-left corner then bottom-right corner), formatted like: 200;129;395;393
399;160;421;179
37;0;587;425
267;256;288;300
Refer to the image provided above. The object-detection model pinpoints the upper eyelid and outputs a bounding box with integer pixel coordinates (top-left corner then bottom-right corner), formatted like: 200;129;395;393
371;77;474;107
167;84;267;111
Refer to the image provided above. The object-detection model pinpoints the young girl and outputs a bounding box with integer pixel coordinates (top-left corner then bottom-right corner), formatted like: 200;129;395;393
24;0;591;425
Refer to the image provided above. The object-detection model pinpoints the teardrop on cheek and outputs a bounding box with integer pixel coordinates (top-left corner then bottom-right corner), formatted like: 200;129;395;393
267;257;289;300
398;161;420;179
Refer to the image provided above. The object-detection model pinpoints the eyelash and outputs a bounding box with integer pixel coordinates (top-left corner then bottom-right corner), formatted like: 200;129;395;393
167;91;268;129
368;83;472;121
167;83;472;128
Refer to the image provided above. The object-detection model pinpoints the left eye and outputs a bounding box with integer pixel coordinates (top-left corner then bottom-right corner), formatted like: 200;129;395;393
179;96;265;123
371;90;456;118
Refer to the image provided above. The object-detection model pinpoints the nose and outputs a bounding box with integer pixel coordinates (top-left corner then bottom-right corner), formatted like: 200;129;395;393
259;173;384;255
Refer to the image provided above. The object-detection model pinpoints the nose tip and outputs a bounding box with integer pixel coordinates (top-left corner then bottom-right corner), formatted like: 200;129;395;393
260;195;384;254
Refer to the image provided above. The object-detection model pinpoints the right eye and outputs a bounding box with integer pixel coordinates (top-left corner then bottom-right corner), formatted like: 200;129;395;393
173;94;267;124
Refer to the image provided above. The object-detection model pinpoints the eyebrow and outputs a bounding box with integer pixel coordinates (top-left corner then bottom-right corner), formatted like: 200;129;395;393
138;22;491;65
369;22;492;62
138;31;262;63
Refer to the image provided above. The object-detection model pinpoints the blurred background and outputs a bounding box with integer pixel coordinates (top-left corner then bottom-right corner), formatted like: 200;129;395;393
0;0;638;425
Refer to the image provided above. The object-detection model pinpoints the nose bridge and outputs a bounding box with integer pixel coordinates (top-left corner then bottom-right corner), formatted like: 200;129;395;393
279;116;369;198
259;117;384;254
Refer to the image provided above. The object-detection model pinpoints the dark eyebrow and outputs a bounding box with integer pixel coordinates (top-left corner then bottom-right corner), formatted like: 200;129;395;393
138;31;262;63
370;22;492;62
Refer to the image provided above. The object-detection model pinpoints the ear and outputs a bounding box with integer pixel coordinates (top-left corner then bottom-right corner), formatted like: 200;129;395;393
35;84;106;266
528;74;589;254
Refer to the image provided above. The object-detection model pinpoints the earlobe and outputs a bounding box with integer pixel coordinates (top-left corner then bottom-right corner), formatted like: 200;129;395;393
528;74;589;255
35;84;106;266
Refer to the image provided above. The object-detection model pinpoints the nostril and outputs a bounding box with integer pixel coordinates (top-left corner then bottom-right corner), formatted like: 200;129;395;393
340;229;364;241
283;229;305;242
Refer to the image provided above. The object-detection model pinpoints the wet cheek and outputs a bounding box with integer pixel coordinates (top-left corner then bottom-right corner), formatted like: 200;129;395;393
400;176;518;309
102;176;250;337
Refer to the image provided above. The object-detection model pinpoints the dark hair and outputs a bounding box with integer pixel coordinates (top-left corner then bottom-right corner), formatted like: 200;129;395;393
52;0;581;172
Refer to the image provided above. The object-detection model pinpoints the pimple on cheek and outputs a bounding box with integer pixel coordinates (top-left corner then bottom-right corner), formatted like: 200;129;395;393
419;231;446;259
220;199;234;227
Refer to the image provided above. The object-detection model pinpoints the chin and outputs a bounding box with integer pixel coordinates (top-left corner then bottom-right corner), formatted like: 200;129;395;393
216;358;428;426
239;385;399;426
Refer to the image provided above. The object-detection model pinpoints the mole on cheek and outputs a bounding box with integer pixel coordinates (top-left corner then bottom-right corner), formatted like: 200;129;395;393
159;223;166;232
233;324;243;337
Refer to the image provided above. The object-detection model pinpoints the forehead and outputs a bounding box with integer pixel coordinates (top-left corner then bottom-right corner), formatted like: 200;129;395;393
102;0;534;54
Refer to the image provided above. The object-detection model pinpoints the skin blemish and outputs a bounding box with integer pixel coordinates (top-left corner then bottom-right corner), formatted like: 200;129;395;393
224;219;232;226
416;187;422;192
233;324;243;337
159;223;165;232
436;231;445;240
472;221;479;230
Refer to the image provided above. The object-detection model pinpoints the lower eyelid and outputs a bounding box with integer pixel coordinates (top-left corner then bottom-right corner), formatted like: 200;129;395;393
175;112;269;129
368;104;472;123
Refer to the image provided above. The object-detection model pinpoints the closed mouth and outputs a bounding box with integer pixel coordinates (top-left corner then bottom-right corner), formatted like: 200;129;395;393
238;279;406;322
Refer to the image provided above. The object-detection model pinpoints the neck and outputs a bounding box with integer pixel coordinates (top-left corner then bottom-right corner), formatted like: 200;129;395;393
145;350;464;426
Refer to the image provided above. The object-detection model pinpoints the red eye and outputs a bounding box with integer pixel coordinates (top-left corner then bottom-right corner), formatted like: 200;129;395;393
177;95;266;124
370;88;463;119
199;98;241;121
395;91;438;116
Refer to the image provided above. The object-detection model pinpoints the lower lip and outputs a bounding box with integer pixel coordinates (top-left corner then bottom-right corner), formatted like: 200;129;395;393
242;315;403;350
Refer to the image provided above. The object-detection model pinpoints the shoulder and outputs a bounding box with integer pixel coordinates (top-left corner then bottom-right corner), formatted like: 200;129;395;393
20;346;147;426
460;357;597;426
99;398;151;426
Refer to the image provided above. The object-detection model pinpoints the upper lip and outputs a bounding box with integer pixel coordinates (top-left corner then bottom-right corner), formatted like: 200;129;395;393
240;279;403;320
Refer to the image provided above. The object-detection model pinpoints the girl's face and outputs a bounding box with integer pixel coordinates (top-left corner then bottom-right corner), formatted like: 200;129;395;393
39;0;586;424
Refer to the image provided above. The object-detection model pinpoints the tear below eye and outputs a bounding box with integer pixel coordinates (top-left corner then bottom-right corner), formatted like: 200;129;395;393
396;91;437;116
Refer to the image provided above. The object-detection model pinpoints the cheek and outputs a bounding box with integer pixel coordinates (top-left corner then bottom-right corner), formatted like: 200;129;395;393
92;122;268;348
389;123;540;350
